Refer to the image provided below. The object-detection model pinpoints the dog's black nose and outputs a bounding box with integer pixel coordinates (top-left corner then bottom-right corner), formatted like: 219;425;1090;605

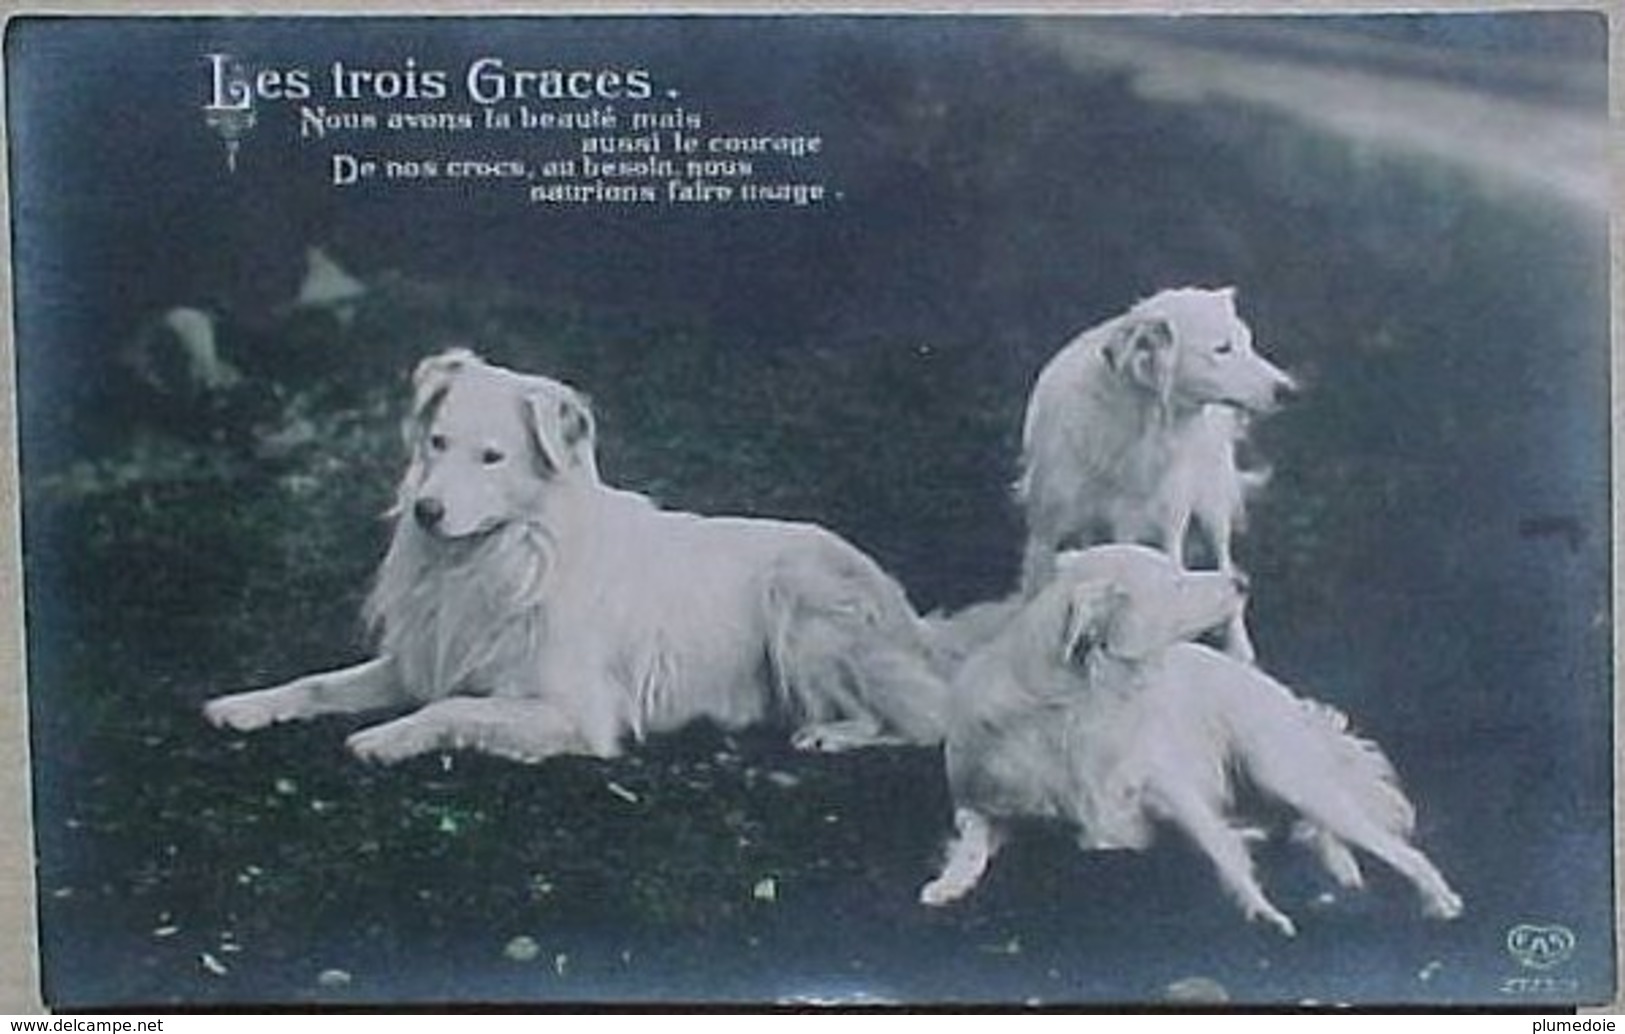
413;497;446;530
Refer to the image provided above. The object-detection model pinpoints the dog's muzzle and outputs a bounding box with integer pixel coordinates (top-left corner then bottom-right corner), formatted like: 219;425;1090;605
1230;374;1299;415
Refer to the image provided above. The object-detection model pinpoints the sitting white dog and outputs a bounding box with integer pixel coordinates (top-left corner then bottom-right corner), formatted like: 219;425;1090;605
205;349;949;762
921;545;1464;936
1016;287;1295;659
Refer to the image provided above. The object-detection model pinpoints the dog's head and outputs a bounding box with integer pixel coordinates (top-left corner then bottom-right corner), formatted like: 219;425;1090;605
398;348;598;539
1104;287;1296;414
1050;545;1246;664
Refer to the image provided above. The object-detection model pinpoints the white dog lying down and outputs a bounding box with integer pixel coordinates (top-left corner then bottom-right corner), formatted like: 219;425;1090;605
204;349;948;761
1016;287;1296;659
921;545;1463;935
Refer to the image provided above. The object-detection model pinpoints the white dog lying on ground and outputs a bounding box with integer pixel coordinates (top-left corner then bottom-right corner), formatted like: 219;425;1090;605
1016;287;1296;660
920;545;1464;935
205;349;949;761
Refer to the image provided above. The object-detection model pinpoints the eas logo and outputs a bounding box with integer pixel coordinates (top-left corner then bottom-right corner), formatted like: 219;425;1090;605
1506;923;1577;970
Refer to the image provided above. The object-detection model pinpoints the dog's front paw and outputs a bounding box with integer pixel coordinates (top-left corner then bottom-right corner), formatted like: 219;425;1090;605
1247;903;1297;938
918;877;969;907
347;718;438;765
203;687;296;732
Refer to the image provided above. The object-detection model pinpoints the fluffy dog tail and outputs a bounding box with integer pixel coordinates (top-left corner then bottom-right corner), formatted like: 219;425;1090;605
1218;667;1462;919
1291;699;1416;836
1221;681;1416;834
764;535;950;746
1190;651;1418;848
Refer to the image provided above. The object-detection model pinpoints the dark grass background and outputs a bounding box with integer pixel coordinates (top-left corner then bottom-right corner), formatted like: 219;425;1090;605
7;14;1614;1008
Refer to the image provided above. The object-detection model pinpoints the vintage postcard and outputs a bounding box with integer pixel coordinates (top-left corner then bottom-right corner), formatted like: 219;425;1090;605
3;8;1615;1009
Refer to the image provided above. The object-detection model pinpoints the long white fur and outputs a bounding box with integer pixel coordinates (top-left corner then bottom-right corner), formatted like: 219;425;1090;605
204;349;948;763
922;545;1463;936
1016;287;1294;659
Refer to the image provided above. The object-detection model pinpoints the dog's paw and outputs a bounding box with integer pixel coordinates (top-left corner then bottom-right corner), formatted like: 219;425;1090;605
1292;823;1366;889
1247;904;1297;938
918;877;968;907
1422;888;1465;921
203;689;288;732
347;720;435;765
792;720;903;753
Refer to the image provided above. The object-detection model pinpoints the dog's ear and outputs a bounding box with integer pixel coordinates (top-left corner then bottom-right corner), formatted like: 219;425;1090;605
1060;578;1125;665
403;348;478;446
1062;574;1189;663
1105;317;1176;403
524;384;596;476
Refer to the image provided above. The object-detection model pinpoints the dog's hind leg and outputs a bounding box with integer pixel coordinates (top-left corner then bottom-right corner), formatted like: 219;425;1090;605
919;807;1004;906
1298;811;1463;920
1191;504;1256;663
769;543;950;748
204;658;406;732
1220;604;1257;664
1251;722;1463;920
1154;786;1296;936
346;696;595;765
1291;822;1365;890
1208;546;1257;665
771;618;901;752
1374;840;1463;920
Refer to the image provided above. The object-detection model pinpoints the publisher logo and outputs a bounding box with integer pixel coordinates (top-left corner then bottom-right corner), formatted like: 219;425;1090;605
1506;923;1577;970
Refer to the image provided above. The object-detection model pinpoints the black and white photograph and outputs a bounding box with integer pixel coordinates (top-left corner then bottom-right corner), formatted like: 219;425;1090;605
4;10;1615;1009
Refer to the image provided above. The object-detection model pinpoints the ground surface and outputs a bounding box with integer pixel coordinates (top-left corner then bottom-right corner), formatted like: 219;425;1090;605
13;15;1614;1008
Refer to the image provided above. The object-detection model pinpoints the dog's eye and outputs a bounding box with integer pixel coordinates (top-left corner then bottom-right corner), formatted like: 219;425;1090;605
1215;341;1235;356
428;434;448;452
481;448;506;466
